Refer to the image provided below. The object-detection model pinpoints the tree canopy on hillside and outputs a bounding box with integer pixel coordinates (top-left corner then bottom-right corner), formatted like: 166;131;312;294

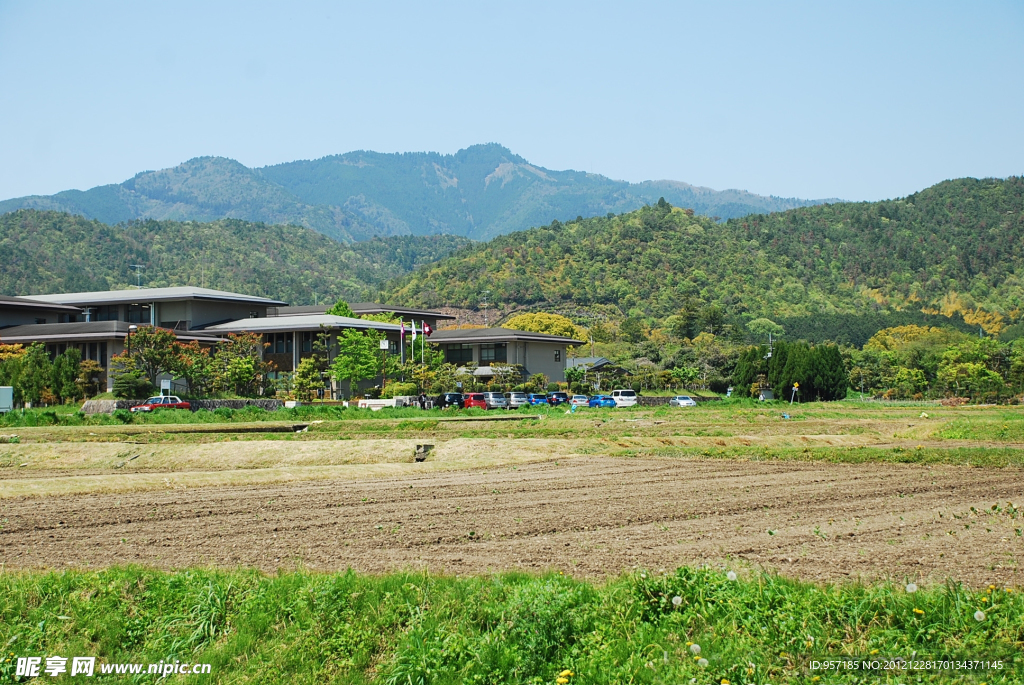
0;210;470;304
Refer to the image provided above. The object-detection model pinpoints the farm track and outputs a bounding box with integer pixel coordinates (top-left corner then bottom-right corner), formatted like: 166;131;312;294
1;456;1020;587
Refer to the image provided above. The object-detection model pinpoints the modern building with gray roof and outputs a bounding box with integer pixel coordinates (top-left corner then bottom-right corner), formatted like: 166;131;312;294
0;294;81;327
268;302;454;330
429;327;584;383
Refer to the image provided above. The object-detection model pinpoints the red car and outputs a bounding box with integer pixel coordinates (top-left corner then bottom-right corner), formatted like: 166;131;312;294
463;393;487;410
130;395;191;412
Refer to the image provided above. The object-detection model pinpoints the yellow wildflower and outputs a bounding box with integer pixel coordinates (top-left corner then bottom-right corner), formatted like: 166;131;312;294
557;679;568;685
913;608;924;615
559;671;572;678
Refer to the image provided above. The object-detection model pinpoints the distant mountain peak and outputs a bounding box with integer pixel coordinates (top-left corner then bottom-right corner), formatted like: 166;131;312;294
0;145;837;242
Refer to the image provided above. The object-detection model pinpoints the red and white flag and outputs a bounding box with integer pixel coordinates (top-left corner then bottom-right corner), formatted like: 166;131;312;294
423;322;433;337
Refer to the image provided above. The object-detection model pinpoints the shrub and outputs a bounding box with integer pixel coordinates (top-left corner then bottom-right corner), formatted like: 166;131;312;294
112;372;154;400
382;382;418;398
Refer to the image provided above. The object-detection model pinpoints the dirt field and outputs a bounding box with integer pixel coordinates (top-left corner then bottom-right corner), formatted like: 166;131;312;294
2;456;1020;587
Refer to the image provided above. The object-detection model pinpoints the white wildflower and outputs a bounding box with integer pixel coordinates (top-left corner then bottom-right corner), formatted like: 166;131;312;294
690;643;701;655
672;595;683;607
974;610;986;622
727;571;738;581
905;583;918;593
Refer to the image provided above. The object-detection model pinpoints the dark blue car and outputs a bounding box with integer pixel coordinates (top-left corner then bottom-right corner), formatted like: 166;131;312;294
588;395;616;408
527;393;548;406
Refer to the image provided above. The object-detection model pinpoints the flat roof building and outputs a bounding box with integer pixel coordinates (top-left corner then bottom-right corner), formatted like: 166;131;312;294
430;327;584;383
268;302;454;331
0;294;81;328
22;286;286;330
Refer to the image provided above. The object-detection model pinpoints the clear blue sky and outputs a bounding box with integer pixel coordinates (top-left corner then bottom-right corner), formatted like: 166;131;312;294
1;0;1021;202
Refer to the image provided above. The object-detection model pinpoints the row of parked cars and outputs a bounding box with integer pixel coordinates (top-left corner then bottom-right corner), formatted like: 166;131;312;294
433;389;684;410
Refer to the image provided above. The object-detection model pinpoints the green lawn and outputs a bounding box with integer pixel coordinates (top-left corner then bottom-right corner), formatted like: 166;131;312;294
0;567;1019;684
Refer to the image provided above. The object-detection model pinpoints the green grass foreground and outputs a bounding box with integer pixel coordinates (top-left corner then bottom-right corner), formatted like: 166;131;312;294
1;568;1020;683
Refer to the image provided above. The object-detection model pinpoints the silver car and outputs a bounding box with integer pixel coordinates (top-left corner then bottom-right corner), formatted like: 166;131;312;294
504;391;529;409
483;392;509;409
669;395;697;407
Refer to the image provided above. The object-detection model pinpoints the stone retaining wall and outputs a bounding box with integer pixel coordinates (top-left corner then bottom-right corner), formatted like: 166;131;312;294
81;399;284;414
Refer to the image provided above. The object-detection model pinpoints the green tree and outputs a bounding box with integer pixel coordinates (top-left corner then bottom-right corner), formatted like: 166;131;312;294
18;343;52;406
293;356;325;401
698;305;725;335
169;340;217;398
125;327;179;385
619;317;646;343
326;299;358;318
215;332;274;397
52;348;83;404
746;318;784;342
330;329;384;397
503;313;584;340
809;344;849;401
76;359;105;398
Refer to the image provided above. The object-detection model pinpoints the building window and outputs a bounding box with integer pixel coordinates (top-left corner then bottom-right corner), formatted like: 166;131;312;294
94;305;119;322
271;332;293;354
446;343;474;364
250;311;259;318
35;318;46;324
554;349;561;362
126;303;151;324
301;331;312;353
480;343;506;363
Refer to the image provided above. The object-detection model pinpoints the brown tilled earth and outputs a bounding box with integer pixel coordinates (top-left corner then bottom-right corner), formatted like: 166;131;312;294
2;457;1021;587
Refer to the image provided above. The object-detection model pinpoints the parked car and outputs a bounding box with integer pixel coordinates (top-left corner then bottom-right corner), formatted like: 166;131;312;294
527;393;548;406
463;393;488;409
570;394;589;407
546;391;570;406
588;395;616;408
610;389;638;407
482;392;508;409
435;392;465;409
669;395;698;407
505;391;529;409
130;395;191;413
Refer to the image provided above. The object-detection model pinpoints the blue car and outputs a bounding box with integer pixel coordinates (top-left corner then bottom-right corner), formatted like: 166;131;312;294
588;395;616;408
527;393;548;406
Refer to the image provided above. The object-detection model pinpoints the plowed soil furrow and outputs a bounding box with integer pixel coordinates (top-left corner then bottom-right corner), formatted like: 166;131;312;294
1;457;1021;586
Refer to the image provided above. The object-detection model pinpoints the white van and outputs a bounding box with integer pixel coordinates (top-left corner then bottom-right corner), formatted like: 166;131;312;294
611;389;637;407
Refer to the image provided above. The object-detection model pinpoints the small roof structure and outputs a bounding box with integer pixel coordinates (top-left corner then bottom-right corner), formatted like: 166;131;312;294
0;294;81;315
0;321;221;344
21;286;286;307
566;356;612;369
203;314;404;335
349;302;456;320
430;327;585;345
268;303;454;320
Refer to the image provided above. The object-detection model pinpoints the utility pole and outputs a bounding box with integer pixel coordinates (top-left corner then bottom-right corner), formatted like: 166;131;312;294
130;265;145;288
482;290;490;326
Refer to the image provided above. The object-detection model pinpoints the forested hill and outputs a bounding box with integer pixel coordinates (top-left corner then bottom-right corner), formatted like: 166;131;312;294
0;145;832;242
0;210;469;305
381;177;1024;338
